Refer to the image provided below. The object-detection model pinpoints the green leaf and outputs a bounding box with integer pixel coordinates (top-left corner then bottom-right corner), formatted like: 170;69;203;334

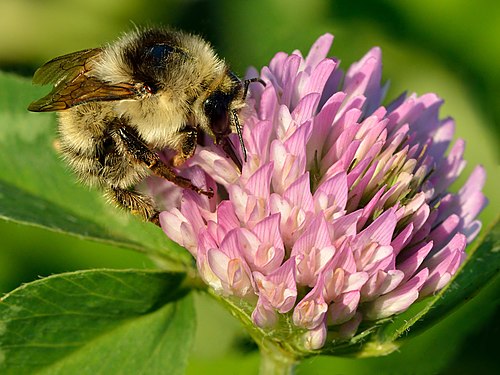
0;269;195;375
0;72;190;266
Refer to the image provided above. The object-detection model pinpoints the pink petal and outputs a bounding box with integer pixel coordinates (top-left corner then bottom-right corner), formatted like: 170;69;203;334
292;92;321;125
292;214;335;286
360;269;405;301
253;257;297;313
283;172;314;212
329;290;361;325
197;231;223;292
354;208;397;247
364;268;429;320
409;203;431;235
302;321;327;350
419;246;462;298
159;209;196;255
293;278;328;329
207;230;254;297
252;298;278;328
238;214;285;274
293;214;332;253
314;171;348;219
357;186;386;229
410;93;444;139
258;82;279;121
308;92;346;159
194;148;240;185
253;213;285;252
397;241;434;282
281;55;303;107
430;139;466;196
331;210;362;239
246;119;274;161
336;312;363;339
428;117;455;160
246;162;274;199
269;193;308;249
322;111;361;169
276;104;294;139
391;223;414;255
304;33;334;70
268;52;288;81
270;128;310;193
421;232;467;272
323;267;345;303
343;47;383;115
428;214;460;250
215;201;240;239
343;272;370;294
303;58;337;96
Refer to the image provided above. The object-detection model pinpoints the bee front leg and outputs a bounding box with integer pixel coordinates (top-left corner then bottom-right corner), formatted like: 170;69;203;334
115;124;213;198
172;126;198;167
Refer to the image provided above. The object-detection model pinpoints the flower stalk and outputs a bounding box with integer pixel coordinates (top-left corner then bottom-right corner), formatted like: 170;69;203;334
259;343;298;375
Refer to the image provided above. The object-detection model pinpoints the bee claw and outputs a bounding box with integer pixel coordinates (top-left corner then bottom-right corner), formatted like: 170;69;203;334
206;187;214;198
149;212;161;227
196;186;214;198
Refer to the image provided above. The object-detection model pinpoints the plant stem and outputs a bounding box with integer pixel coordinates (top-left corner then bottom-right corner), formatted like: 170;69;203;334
259;343;298;375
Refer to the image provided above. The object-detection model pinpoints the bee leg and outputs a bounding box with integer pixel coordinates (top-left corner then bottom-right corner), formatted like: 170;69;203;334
172;126;198;167
106;186;160;225
115;125;213;198
149;160;214;198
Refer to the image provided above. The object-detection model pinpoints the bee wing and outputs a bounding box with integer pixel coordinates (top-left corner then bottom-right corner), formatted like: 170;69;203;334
28;48;137;112
31;48;101;86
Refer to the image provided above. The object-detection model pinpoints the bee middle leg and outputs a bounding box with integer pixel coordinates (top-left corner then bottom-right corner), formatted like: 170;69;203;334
114;124;213;198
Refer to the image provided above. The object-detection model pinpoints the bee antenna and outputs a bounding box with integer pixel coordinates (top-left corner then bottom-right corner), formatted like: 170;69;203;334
243;77;266;100
229;77;264;164
231;109;247;162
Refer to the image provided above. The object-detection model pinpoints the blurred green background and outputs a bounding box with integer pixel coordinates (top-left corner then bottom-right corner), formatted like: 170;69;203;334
0;0;498;374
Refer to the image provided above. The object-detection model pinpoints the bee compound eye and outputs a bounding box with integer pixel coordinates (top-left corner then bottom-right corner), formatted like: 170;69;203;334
203;91;231;137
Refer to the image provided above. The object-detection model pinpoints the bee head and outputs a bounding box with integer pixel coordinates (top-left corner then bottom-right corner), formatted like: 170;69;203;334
202;74;264;169
202;71;247;169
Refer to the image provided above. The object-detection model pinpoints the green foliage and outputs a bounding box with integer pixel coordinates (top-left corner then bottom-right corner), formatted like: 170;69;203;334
0;269;195;375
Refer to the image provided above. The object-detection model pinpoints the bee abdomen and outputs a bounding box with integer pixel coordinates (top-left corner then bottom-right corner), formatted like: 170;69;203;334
57;103;150;189
60;139;148;189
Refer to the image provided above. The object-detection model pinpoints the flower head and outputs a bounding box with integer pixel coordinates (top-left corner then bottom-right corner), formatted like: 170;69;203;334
157;34;487;350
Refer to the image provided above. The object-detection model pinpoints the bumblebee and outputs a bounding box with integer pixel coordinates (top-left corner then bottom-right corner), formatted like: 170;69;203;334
29;27;260;225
